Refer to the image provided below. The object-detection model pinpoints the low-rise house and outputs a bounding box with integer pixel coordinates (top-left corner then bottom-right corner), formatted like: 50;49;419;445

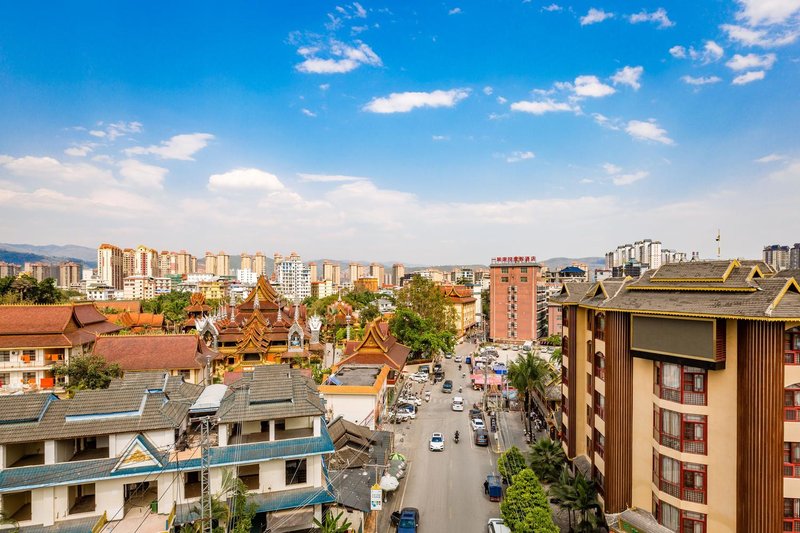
0;303;122;392
319;364;390;429
0;366;335;532
339;320;410;386
440;285;477;338
92;333;221;384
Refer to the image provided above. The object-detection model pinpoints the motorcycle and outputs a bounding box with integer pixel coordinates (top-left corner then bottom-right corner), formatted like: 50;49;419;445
454;431;460;443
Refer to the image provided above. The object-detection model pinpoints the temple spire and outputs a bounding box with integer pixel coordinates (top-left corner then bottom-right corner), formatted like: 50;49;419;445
253;290;260;310
294;298;300;322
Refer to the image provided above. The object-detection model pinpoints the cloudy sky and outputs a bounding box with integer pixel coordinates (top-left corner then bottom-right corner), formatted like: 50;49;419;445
1;1;799;264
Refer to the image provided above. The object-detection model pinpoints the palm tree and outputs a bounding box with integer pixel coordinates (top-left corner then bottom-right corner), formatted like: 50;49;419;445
313;509;352;533
571;470;602;532
548;465;577;531
508;352;553;434
0;510;19;533
529;437;567;484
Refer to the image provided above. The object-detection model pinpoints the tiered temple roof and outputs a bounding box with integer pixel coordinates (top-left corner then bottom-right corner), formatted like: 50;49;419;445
338;319;410;373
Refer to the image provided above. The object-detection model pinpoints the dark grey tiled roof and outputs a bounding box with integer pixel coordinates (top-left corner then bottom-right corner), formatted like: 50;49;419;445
67;388;145;416
218;364;324;423
550;260;800;320
650;260;734;280
0;393;55;424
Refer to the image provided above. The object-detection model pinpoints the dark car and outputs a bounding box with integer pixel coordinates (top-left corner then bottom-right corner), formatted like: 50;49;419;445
469;408;483;420
475;428;489;446
433;363;442;373
442;379;453;393
396;507;420;533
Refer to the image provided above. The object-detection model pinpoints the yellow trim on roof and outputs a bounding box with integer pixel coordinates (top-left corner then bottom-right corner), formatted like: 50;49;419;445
747;265;766;281
575;305;796;322
771;278;800;311
626;285;756;292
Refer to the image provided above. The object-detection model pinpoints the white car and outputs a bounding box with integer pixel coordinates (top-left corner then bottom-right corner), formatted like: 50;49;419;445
400;396;422;406
408;373;427;383
452;397;464;411
487;518;511;533
429;432;445;451
471;418;486;431
454;355;462;363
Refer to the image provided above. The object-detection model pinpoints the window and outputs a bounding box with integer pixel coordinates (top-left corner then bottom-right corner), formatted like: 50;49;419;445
786;384;800;421
23;372;36;385
786;328;800;365
501;276;509;283
654;495;707;533
593;465;605;495
594;391;605;420
285;458;307;485
653;407;707;455
563;309;569;328
587;373;592;394
22;350;35;363
785;443;800;478
594;313;605;341
561;365;568;386
520;277;528;282
520;267;528;273
594;352;606;380
653;451;706;503
586;404;592;421
0;351;10;363
785;498;800;531
562;394;568;416
594;429;605;458
501;267;509;274
655;362;707;406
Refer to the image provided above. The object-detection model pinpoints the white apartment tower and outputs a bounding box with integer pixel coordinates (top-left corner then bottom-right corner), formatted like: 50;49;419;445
97;244;123;290
276;252;311;301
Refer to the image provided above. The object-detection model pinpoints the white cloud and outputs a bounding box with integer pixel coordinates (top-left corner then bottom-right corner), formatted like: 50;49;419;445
506;151;535;163
602;163;621;174
579;178;594;184
542;4;562;12
573;75;616;97
669;45;686;58
319;84;331;91
448;7;462;15
725;52;777;70
681;75;722;85
510;99;578;115
613;170;649;185
0;187;157;216
690;40;724;63
0;154;114;183
352;2;367;18
611;65;644;90
496;96;507;104
86;121;142;141
592;113;622;130
580;8;614;25
363;88;470;113
732;70;766;84
720;24;799;47
125;133;214;161
755;153;786;163
301;108;317;117
297;173;367;182
483;86;493;95
625;120;674;145
208;168;285;191
432;135;450;141
629;8;674;28
64;143;96;157
734;0;800;25
117;159;168;189
296;39;382;74
89;130;106;138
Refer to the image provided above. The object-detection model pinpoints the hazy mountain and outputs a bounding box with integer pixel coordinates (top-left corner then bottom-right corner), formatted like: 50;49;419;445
0;249;92;267
0;243;97;264
540;257;605;271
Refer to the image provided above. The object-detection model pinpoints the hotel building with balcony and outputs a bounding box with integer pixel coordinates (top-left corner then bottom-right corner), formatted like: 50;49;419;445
551;259;800;532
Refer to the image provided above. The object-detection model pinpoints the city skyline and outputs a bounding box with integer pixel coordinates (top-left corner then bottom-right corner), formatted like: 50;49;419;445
1;1;799;263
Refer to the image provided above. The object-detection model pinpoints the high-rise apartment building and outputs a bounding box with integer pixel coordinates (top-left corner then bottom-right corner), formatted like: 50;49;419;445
122;248;135;277
392;263;405;286
252;252;267;276
369;263;384;286
241;252;253;272
764;244;791;271
322;260;341;286
58;262;82;289
215;251;230;277
606;240;667;269
0;262;21;278
158;250;173;276
552;260;800;532
97;244;123;290
348;262;360;284
791;243;800;270
275;252;311;301
309;262;318;282
204;251;217;276
26;262;54;282
175;250;193;275
134;245;159;277
489;256;541;342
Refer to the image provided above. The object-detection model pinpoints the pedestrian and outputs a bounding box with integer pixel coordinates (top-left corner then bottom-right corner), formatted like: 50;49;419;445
483;480;489;494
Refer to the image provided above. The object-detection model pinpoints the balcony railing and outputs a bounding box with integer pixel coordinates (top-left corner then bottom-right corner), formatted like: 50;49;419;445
784;518;800;532
785;463;800;478
786;406;800;421
656;386;706;406
682;487;706;504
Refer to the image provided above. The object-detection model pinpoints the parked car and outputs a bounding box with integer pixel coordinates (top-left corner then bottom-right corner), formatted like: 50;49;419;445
452;396;464;411
399;396;422;406
471;418;485;431
444;352;453;359
487;518;511;533
475;428;489;446
433;363;442;373
454;354;462;363
442;379;453;393
469;408;483;420
429;432;445;451
396;507;420;533
396;405;417;419
408;373;427;383
418;365;430;375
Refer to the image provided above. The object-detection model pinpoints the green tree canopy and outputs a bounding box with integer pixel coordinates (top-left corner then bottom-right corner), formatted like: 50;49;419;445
508;352;555;434
389;307;454;358
500;468;557;533
0;275;70;304
54;353;122;395
498;446;528;481
313;510;353;533
394;275;456;334
529;437;567;484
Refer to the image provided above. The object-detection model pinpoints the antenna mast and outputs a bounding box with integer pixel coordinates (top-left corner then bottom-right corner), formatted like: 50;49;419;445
716;229;721;259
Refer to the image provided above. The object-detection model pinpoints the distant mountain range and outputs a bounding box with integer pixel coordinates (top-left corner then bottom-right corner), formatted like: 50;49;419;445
0;242;604;274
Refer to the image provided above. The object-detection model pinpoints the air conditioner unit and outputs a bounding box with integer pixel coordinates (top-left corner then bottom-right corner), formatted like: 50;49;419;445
10;350;20;356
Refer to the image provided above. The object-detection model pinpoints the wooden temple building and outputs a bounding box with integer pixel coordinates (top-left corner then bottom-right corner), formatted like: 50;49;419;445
189;276;323;371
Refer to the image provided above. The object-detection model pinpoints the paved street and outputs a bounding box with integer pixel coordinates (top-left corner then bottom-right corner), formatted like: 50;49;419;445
380;340;501;532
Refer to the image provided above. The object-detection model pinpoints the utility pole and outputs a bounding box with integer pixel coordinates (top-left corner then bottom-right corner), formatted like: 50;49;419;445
200;416;213;533
716;229;721;259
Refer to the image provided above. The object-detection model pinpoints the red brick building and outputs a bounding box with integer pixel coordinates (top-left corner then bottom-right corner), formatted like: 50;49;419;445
489;256;542;343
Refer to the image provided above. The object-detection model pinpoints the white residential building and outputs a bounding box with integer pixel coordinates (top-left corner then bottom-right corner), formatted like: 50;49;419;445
237;268;258;285
275;252;311;301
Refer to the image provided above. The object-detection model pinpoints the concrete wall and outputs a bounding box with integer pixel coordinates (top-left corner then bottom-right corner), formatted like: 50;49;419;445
323;394;377;429
285;416;312;430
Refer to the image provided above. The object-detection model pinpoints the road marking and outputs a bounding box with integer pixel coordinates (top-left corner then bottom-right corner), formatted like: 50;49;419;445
398;460;412;510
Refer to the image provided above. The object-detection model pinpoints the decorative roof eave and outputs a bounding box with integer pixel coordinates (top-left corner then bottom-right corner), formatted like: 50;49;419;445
626;286;757;292
766;278;800;316
567;304;800;322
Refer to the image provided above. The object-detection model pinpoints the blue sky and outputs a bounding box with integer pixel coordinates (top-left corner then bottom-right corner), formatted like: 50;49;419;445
1;1;798;264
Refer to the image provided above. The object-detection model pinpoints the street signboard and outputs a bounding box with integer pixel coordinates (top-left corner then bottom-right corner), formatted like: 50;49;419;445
370;484;382;510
